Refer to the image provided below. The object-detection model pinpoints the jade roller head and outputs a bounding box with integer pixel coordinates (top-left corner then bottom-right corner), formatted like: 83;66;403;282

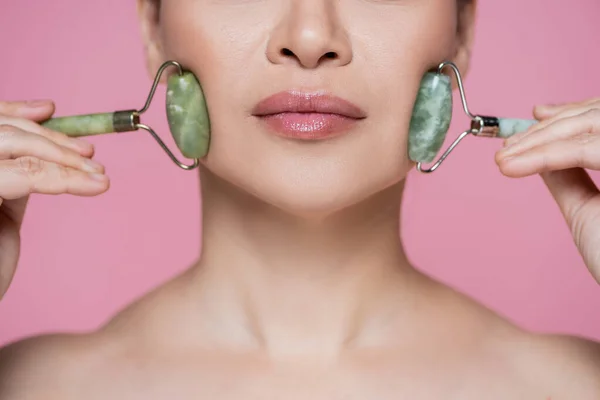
41;60;210;171
408;61;537;173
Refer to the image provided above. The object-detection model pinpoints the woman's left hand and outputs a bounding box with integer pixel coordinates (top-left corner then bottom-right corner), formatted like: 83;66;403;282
495;98;600;284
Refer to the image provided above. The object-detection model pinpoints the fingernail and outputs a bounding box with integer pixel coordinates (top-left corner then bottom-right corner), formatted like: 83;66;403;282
83;159;104;173
500;139;516;151
504;134;524;146
499;154;526;168
71;137;93;151
504;124;537;147
26;99;51;108
89;173;108;182
498;142;522;158
533;105;549;115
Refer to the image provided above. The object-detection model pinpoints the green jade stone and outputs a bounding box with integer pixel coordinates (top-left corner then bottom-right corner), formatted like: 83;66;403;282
497;118;537;138
408;73;453;164
42;112;116;136
166;72;211;159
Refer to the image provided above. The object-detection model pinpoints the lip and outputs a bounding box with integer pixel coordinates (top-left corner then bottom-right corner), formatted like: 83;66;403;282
251;91;367;140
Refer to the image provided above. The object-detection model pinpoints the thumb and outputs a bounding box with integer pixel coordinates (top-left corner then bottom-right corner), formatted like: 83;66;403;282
541;168;600;284
540;167;599;226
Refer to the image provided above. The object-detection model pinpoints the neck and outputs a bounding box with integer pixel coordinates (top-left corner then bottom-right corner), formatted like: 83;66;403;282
189;168;418;360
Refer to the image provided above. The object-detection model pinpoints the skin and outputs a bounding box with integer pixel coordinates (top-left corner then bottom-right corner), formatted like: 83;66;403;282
1;0;600;399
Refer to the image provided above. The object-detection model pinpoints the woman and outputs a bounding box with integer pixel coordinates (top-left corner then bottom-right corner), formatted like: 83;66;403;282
1;0;600;398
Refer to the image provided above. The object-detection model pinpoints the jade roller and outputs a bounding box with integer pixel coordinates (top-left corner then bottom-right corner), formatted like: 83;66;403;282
41;60;210;171
408;61;537;173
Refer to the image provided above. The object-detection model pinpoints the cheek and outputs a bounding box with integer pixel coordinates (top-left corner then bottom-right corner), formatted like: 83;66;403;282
339;3;459;178
154;1;459;214
158;4;274;175
353;2;459;108
159;4;261;87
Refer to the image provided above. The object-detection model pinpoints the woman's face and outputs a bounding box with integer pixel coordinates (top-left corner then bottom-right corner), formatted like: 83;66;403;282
139;0;475;216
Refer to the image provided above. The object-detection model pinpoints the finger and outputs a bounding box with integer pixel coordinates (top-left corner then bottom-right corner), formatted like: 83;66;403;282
527;103;600;138
497;133;600;178
501;119;542;147
503;104;600;148
497;109;600;162
0;100;55;122
533;101;600;129
539;168;599;227
0;212;20;300
535;97;600;120
0;116;94;157
0;157;109;200
0;125;104;174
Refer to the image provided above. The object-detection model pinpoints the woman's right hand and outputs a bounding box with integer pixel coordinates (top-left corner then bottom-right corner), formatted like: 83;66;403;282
0;100;109;299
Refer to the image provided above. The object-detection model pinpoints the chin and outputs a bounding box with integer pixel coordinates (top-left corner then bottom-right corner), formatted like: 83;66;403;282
208;161;406;220
201;117;412;218
252;179;372;219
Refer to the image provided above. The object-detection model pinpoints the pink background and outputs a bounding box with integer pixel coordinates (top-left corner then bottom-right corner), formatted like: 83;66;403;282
1;1;600;345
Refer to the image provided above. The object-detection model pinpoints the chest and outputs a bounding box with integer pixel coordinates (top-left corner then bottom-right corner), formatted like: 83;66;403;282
73;357;540;400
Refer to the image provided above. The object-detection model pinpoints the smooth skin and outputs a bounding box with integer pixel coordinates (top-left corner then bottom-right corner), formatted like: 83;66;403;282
1;0;600;399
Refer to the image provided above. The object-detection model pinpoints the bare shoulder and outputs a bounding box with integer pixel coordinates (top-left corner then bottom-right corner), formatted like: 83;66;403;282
0;282;176;399
485;323;600;398
520;332;600;396
0;332;115;399
430;281;600;397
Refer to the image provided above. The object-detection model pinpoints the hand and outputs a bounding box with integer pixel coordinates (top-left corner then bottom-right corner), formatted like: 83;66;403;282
0;100;109;299
495;98;600;284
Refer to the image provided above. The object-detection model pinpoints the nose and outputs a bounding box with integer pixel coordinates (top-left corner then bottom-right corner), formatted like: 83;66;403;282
266;0;352;69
